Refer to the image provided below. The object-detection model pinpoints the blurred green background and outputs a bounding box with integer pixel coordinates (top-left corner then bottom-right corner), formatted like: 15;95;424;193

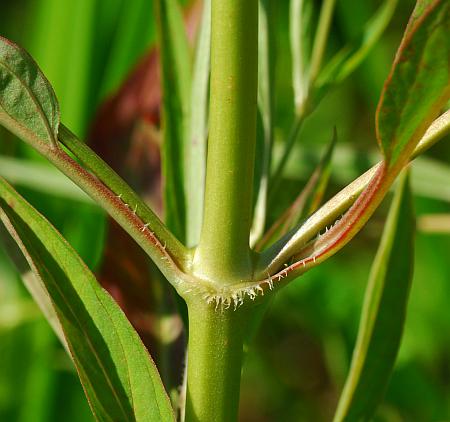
1;0;450;421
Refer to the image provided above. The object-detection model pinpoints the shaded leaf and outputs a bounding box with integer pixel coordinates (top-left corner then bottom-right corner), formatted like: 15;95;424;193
0;177;175;422
376;0;450;168
333;170;415;421
316;0;398;91
156;0;191;242
0;36;59;148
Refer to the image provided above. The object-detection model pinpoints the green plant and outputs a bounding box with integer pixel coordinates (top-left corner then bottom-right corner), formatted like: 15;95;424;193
0;0;449;421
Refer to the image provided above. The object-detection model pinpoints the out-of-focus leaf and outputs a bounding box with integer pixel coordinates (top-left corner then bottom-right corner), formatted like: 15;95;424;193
290;0;314;112
0;155;92;203
0;178;175;422
251;0;276;246
258;129;336;250
0;224;66;348
418;213;450;233
376;0;450;169
185;0;211;247
0;36;59;148
156;0;191;242
317;0;397;92
333;170;415;422
99;0;157;98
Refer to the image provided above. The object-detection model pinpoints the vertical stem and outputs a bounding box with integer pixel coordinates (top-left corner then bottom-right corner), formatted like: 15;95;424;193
194;0;259;284
185;300;248;422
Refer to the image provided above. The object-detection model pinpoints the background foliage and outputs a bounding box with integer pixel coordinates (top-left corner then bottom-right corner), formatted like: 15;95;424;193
0;0;449;421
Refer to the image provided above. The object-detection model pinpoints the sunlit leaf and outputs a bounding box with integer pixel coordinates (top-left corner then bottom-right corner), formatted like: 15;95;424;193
0;36;59;148
376;0;450;168
0;178;175;422
333;170;415;421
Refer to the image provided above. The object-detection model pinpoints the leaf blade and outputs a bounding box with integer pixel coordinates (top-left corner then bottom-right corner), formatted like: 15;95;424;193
156;0;191;242
376;0;450;168
185;0;211;247
0;36;59;148
0;177;175;422
333;170;415;421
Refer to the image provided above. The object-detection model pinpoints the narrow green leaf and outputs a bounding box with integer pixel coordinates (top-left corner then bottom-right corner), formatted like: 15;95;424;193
185;0;211;247
376;0;450;168
333;170;415;421
0;155;92;203
308;0;336;84
290;0;314;112
156;0;191;242
0;224;67;348
316;0;398;89
0;36;59;148
251;0;276;246
0;178;175;422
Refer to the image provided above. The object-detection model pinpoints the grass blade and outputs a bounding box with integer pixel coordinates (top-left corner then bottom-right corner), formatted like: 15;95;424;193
0;177;175;422
333;170;415;421
251;0;276;246
156;0;191;242
290;0;314;113
316;0;398;92
186;0;211;247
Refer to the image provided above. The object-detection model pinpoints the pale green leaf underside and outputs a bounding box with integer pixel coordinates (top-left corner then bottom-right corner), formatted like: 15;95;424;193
0;177;175;422
334;171;415;421
0;36;59;148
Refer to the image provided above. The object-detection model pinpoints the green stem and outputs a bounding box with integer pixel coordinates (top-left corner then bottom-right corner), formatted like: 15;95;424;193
194;0;259;284
185;300;248;422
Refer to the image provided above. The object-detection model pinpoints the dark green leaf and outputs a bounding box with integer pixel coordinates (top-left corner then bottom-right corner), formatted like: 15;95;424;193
156;0;191;242
0;178;175;422
376;0;450;168
333;170;415;422
0;36;59;148
316;0;397;91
